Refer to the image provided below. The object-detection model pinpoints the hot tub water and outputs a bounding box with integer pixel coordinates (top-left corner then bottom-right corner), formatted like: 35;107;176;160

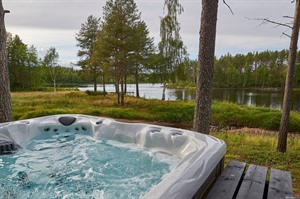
0;132;180;199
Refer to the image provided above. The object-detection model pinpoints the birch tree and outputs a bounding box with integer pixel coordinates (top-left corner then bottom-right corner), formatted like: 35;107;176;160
43;47;59;95
159;0;187;85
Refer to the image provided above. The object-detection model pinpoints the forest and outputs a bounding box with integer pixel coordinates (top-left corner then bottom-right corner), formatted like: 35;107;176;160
7;32;300;91
5;0;300;96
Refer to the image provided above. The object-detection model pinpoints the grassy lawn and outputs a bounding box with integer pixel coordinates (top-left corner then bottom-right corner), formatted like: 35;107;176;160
10;91;300;196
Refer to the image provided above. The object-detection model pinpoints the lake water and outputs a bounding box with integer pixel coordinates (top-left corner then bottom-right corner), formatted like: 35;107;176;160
78;84;300;112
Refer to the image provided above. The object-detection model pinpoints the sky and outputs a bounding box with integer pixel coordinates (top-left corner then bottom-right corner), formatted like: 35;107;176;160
3;0;295;67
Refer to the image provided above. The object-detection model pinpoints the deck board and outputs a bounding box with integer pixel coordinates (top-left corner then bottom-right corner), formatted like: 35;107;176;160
205;160;246;199
267;168;293;199
236;164;267;199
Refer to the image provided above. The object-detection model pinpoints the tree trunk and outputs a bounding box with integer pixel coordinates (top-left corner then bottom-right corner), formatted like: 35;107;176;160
193;0;219;134
53;78;57;95
116;80;120;104
93;75;97;91
120;65;125;106
102;73;106;94
124;67;127;94
135;66;140;98
0;2;12;123
162;81;167;100
277;0;300;153
29;66;32;90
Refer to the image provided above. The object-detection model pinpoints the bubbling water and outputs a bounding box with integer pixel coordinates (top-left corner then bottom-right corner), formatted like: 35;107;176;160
0;132;180;199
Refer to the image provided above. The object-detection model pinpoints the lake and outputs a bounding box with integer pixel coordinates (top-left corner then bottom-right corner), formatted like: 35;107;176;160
78;84;300;112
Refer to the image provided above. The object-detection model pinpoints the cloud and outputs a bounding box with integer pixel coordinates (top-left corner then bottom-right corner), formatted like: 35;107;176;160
3;0;297;66
4;0;103;30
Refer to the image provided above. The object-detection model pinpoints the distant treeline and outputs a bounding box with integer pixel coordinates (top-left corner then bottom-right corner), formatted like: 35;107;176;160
213;50;300;88
7;34;83;91
6;33;300;91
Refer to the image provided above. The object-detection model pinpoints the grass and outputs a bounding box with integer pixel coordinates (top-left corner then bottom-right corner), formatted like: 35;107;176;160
10;91;300;196
11;91;195;122
85;90;108;96
211;131;300;197
211;101;300;132
11;91;300;132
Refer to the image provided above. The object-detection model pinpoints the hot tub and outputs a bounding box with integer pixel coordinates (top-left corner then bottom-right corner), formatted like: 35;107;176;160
0;114;226;199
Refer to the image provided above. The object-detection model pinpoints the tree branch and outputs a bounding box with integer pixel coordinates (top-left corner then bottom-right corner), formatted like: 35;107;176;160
223;0;233;15
282;32;291;38
246;17;293;29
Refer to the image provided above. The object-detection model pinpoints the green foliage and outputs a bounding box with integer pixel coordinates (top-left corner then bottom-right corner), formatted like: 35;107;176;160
43;47;59;68
210;101;300;131
148;49;299;89
92;0;154;103
7;34;82;91
158;0;188;83
85;90;107;96
43;47;60;94
7;34;40;90
149;104;194;122
75;15;101;91
213;50;290;88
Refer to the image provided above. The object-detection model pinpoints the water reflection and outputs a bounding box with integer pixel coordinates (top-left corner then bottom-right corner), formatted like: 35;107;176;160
212;89;288;110
78;84;300;112
170;89;196;101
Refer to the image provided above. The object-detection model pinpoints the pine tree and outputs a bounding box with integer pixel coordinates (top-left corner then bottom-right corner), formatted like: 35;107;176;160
193;0;219;134
131;21;154;98
97;0;152;105
278;0;300;152
0;1;12;122
7;35;28;89
76;15;101;91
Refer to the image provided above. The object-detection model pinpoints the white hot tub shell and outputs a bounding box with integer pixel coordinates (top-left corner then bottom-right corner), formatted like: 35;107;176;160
0;114;226;199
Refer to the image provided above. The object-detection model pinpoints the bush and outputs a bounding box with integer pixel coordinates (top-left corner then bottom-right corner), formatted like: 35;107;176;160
85;90;107;96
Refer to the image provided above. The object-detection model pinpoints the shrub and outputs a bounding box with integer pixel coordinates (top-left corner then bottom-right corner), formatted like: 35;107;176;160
85;90;107;96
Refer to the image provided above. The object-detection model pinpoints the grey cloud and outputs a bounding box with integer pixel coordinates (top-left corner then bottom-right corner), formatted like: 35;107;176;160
4;1;104;30
2;0;297;66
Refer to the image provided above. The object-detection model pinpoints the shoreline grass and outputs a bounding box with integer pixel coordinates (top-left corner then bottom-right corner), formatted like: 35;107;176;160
11;91;300;133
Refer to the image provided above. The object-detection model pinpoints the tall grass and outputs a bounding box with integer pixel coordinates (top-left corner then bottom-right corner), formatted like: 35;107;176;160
11;91;300;133
211;101;300;132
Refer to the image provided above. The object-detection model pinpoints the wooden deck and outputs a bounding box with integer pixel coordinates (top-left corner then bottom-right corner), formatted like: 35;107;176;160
204;160;295;199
